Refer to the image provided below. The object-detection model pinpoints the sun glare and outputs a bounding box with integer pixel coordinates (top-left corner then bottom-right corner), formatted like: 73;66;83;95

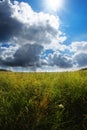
44;0;64;12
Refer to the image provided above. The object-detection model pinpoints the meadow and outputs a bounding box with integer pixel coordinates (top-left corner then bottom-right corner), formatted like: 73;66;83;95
0;70;87;130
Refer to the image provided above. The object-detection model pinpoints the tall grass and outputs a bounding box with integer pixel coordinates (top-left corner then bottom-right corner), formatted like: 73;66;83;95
0;71;87;130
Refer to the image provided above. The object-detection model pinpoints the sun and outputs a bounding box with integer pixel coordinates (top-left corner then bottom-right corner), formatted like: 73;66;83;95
44;0;64;12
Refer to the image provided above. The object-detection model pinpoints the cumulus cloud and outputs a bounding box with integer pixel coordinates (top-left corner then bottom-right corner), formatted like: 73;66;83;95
74;52;87;67
70;41;87;53
2;0;87;71
0;0;62;45
47;52;73;68
0;44;73;69
0;44;43;67
70;41;87;68
0;0;70;71
0;0;23;42
0;43;19;61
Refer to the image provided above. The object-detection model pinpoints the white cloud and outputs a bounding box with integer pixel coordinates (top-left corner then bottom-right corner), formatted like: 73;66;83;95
69;41;87;68
0;0;63;46
1;0;87;71
74;52;87;67
70;41;87;53
0;0;70;71
47;51;73;68
0;44;19;61
0;44;43;68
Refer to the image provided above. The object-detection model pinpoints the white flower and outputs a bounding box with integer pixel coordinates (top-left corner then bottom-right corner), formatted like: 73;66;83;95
58;104;64;109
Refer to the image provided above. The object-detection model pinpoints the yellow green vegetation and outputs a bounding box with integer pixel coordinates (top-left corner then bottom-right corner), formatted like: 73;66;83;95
0;71;87;130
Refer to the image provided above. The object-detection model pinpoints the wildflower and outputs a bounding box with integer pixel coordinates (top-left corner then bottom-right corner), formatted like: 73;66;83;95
58;104;64;109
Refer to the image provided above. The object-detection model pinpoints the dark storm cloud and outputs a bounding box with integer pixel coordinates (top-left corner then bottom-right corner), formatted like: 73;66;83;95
0;44;43;67
0;0;23;42
0;0;60;45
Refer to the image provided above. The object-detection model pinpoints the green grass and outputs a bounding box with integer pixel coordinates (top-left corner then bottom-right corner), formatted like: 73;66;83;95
0;71;87;130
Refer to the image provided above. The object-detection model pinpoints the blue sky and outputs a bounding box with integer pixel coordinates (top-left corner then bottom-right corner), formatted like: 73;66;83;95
0;0;87;71
26;0;87;41
61;0;87;41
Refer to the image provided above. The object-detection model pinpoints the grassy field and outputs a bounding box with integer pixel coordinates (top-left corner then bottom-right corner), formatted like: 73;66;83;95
0;70;87;130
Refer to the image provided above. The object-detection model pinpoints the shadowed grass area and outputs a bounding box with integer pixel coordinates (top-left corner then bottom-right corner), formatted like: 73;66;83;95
0;71;87;130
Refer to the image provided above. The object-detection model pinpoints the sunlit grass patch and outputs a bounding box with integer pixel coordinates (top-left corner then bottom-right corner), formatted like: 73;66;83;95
0;71;87;130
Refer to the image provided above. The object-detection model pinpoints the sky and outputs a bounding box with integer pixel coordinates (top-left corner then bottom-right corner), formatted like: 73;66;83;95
0;0;87;72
